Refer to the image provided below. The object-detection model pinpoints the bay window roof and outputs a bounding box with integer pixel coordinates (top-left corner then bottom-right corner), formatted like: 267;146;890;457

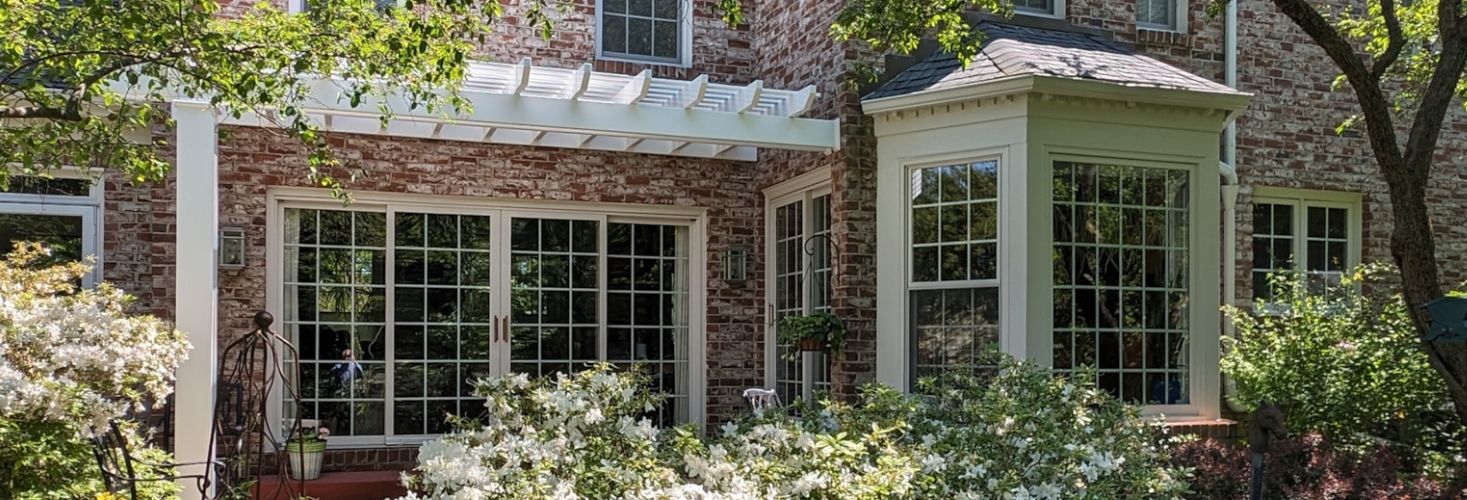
865;22;1242;103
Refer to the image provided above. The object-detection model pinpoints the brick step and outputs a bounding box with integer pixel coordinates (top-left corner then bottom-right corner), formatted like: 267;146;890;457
251;471;408;500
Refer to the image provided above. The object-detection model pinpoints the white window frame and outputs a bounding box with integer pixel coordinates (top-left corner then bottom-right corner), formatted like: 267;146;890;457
0;170;104;286
595;0;694;68
1250;187;1363;301
266;188;708;448
1135;0;1187;33
1015;0;1066;19
762;167;833;404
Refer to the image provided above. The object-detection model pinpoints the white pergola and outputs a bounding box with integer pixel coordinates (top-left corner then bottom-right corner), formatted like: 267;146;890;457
168;61;839;498
218;58;837;161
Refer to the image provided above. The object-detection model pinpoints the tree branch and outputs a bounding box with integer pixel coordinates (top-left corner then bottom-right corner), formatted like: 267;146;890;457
0;105;80;120
1402;0;1467;176
1371;0;1405;79
1272;0;1404;167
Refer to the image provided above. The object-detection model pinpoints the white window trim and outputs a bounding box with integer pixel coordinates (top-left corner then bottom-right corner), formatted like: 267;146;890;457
762;167;833;403
1135;0;1188;34
1015;0;1066;20
265;187;708;449
1250;187;1363;297
0;168;104;286
595;0;694;68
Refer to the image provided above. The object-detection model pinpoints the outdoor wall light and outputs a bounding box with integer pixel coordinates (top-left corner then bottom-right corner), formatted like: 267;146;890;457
219;227;247;270
723;246;750;286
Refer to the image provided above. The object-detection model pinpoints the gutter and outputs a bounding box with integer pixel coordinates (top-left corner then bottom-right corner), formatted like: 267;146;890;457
1221;0;1245;413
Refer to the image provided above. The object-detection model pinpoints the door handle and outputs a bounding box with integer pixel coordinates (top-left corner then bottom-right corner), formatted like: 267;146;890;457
500;316;510;344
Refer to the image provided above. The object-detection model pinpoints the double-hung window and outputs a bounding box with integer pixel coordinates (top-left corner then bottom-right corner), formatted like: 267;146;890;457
907;160;1001;381
1136;0;1183;31
1013;0;1064;18
1251;189;1361;300
278;197;701;445
597;0;690;66
0;175;101;283
765;175;833;404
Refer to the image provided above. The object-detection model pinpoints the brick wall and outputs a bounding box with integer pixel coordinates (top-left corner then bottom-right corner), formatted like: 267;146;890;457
215;0;758;83
753;0;881;396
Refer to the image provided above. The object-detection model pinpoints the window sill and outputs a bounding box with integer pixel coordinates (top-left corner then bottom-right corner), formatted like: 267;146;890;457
1136;27;1190;47
596;53;691;70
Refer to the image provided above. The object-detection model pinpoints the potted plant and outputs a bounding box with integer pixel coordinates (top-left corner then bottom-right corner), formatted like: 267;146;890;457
777;312;847;354
284;419;329;481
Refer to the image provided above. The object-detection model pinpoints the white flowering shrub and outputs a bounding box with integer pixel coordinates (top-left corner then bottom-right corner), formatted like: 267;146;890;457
0;243;190;498
405;357;1188;500
0;243;189;427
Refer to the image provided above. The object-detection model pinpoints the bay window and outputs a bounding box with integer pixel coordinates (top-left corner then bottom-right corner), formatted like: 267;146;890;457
1051;162;1190;405
278;197;702;443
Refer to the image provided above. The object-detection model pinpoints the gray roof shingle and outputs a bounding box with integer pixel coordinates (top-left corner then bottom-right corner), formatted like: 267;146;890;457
865;22;1237;101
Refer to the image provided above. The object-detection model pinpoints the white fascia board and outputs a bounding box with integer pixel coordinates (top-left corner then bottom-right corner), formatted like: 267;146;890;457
304;79;841;153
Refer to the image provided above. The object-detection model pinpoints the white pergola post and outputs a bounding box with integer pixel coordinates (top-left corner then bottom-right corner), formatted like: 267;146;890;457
172;100;219;500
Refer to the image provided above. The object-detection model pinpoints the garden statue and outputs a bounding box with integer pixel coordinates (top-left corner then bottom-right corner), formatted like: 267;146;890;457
1249;403;1287;500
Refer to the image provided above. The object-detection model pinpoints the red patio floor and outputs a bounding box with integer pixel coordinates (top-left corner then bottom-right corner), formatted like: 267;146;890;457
252;471;408;500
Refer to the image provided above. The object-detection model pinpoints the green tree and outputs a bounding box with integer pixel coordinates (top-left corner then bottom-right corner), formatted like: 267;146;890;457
0;0;557;194
0;0;745;194
830;0;1467;432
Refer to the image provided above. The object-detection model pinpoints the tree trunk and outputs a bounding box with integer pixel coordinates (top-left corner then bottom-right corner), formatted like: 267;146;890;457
1384;159;1467;428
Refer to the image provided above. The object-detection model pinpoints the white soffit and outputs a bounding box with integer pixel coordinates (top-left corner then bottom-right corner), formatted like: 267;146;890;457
224;59;838;162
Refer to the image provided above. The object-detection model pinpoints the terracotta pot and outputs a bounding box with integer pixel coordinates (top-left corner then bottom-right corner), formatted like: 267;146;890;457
797;337;824;352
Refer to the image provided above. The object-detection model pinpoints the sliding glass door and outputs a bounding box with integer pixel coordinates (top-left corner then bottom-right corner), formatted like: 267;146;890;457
282;205;695;444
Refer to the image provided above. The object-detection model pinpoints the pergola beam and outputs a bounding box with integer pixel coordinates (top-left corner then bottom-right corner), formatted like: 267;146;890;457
298;78;839;153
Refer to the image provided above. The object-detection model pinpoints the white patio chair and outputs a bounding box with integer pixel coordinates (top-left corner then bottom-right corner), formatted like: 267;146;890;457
741;388;782;411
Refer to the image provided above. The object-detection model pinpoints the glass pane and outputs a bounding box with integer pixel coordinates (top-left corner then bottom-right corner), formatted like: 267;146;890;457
606;222;689;424
1052;163;1189;404
627;18;653;56
283;208;389;436
910;287;1000;381
0;213;84;265
603;15;628;54
652;0;677;19
653;20;679;59
510;217;602;379
4;176;92;196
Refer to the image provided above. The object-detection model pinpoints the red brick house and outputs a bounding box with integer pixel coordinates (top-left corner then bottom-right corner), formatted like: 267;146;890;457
5;0;1465;491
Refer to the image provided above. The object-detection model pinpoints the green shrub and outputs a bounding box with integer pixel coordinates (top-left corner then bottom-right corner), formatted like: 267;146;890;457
1222;263;1450;452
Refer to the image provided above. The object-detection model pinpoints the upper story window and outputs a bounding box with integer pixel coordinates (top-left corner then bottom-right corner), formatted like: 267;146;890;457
1251;189;1361;301
1136;0;1183;32
1013;0;1064;18
597;0;690;66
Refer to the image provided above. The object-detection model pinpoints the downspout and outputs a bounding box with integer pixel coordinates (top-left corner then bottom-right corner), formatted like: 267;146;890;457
1221;0;1244;413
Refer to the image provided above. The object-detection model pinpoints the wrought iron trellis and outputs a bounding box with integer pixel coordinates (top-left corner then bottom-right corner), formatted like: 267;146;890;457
210;310;306;499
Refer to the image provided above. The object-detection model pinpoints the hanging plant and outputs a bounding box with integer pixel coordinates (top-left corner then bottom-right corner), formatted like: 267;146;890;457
777;312;847;354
